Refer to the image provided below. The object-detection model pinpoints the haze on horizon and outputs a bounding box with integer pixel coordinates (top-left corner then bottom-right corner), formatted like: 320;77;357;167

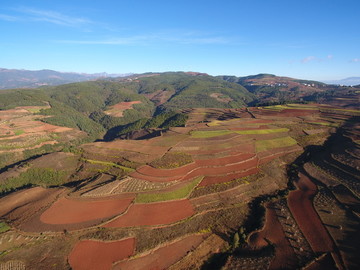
0;0;359;81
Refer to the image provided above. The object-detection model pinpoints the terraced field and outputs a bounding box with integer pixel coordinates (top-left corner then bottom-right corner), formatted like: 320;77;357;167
1;104;359;270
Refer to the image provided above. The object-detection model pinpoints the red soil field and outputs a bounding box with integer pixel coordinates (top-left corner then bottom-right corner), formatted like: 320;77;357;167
131;155;258;183
304;253;338;270
248;202;298;269
0;187;55;217
136;153;255;178
40;195;134;224
103;199;194;228
258;145;302;165
105;101;142;117
112;234;206;270
199;167;259;186
192;143;256;157
90;140;169;157
68;238;135;270
287;173;335;253
136;162;198;178
195;153;255;167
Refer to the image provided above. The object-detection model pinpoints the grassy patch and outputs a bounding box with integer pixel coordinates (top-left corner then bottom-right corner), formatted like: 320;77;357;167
1;167;67;194
256;136;297;152
84;159;134;173
261;105;287;111
0;222;10;233
150;152;193;169
308;122;340;128
208;118;241;127
14;130;25;136
235;128;289;135
190;130;233;138
286;104;319;110
0;135;54;150
135;176;203;203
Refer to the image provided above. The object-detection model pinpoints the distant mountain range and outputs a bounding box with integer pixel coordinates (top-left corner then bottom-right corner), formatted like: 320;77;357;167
0;68;132;89
322;77;360;86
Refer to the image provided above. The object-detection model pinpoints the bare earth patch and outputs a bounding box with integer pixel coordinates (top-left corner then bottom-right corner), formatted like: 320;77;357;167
68;238;135;270
104;101;142;117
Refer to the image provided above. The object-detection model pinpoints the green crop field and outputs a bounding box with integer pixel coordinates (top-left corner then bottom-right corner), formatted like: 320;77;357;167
261;105;287;111
190;130;233;138
0;222;10;233
255;136;297;152
84;159;134;173
308;122;340;128
135;176;203;203
235;128;289;135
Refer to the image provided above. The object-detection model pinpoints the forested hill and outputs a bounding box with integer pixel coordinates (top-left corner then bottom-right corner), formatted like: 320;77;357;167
0;72;255;141
1;71;358;143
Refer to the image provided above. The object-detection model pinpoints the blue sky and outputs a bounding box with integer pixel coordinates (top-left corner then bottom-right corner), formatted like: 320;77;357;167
1;0;359;80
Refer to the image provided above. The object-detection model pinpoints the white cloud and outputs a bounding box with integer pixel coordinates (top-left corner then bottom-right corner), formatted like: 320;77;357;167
0;14;19;21
350;58;360;62
0;7;94;29
17;7;92;27
301;55;334;63
301;56;316;63
56;33;230;46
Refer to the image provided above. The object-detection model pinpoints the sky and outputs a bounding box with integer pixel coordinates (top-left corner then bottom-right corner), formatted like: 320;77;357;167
0;0;359;80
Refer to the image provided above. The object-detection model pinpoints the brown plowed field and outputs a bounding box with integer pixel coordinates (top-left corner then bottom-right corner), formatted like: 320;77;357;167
195;153;255;167
112;234;206;270
136;163;198;178
191;181;255;208
248;202;298;269
131;155;258;183
183;143;255;155
103;199;194;228
287;173;335;253
40;195;135;224
258;145;302;165
0;187;66;231
104;101;142;117
199;167;259;186
86;140;169;156
24;122;73;133
68;238;135;270
0;187;56;217
177;135;251;147
136;153;255;178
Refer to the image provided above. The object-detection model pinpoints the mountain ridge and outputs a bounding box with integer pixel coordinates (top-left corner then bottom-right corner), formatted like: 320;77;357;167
0;68;132;89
